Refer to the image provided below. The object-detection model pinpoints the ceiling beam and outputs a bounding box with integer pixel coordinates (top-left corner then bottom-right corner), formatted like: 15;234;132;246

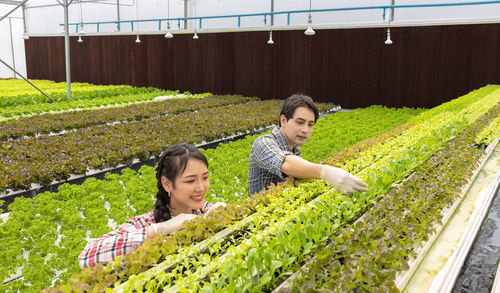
0;0;24;5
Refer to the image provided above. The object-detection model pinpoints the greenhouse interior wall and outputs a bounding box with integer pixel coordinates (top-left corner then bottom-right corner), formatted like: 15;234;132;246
24;23;500;108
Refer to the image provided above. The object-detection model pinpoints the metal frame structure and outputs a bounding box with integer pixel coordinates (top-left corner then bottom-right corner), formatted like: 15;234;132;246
60;0;500;33
0;0;55;102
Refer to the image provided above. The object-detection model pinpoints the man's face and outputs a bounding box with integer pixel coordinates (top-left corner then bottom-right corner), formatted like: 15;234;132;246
280;106;315;148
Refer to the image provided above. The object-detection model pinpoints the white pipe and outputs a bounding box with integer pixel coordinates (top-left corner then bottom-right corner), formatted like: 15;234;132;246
0;0;27;23
8;17;16;78
26;0;135;9
22;2;28;37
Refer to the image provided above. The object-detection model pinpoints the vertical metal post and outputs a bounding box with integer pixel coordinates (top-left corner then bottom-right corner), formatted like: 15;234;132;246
64;0;72;100
117;0;121;31
390;0;395;21
22;3;28;37
184;0;188;29
8;17;16;78
270;0;274;26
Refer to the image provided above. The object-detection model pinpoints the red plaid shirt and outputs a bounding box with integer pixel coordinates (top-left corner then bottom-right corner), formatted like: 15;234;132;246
78;200;212;268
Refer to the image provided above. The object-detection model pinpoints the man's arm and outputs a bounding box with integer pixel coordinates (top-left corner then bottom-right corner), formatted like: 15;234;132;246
281;154;322;179
281;154;368;195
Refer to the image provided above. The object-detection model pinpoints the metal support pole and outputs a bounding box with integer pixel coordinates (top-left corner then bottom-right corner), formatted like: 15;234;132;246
390;0;395;21
117;0;121;31
184;0;188;29
0;58;55;102
63;0;72;100
0;0;28;23
270;0;274;26
8;17;16;78
22;3;28;36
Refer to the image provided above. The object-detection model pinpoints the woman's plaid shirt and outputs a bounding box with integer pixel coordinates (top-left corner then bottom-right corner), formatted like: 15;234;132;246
78;200;212;268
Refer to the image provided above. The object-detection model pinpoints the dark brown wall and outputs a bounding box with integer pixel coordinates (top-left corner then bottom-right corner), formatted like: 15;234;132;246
25;23;500;108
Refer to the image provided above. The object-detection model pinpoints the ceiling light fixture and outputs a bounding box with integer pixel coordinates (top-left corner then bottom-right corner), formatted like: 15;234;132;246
193;0;199;39
304;0;315;36
165;0;173;38
268;31;274;45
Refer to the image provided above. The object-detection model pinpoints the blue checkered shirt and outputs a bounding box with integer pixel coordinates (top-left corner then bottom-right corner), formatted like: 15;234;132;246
248;127;301;195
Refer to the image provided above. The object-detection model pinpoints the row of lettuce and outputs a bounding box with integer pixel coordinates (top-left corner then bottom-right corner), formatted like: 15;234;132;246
0;79;200;118
0;79;162;107
43;85;500;292
0;95;256;140
0;105;422;292
0;98;334;193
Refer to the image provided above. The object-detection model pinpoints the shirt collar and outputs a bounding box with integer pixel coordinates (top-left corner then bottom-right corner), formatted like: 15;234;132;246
272;127;300;155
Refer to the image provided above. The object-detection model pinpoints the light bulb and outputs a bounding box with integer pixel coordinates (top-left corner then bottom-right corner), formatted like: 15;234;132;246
193;32;199;39
77;35;83;43
135;35;141;43
385;28;393;45
80;27;86;35
22;32;29;40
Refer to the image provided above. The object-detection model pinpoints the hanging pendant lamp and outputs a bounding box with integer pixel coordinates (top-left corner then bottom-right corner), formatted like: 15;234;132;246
304;0;315;36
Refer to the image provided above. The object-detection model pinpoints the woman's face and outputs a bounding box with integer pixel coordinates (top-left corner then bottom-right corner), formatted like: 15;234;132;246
163;158;210;212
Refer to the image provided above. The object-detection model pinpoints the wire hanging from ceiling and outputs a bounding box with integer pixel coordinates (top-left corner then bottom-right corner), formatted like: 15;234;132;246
79;0;85;35
77;0;84;42
193;0;199;39
165;0;173;38
135;0;141;43
385;0;393;44
304;0;315;35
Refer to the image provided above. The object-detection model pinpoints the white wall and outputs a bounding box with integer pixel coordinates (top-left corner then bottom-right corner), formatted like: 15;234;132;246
0;4;27;79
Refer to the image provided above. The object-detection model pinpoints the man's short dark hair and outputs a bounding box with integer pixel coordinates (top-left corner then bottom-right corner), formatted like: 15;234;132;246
279;94;319;127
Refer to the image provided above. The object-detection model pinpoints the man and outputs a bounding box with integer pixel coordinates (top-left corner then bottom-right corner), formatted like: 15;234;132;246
248;94;368;195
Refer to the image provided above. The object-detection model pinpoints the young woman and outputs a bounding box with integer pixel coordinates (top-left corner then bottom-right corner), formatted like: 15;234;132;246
78;143;225;268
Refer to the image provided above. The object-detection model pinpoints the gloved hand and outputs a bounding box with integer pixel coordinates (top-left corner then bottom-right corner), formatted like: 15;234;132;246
203;202;227;218
151;213;198;235
320;165;368;195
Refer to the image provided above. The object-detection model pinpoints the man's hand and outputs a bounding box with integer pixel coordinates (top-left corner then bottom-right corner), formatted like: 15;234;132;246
204;202;227;218
151;213;198;236
320;165;368;195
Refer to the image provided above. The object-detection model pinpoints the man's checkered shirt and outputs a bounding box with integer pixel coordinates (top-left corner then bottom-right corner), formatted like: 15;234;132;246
248;127;301;195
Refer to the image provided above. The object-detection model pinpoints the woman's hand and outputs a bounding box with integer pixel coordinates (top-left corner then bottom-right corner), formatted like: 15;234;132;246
203;202;227;218
148;214;198;238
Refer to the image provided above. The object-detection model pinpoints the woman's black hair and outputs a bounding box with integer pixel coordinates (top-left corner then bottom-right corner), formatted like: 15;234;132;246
279;93;319;127
154;143;208;223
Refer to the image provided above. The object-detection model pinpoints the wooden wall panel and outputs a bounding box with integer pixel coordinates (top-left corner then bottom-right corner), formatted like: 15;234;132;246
25;23;500;108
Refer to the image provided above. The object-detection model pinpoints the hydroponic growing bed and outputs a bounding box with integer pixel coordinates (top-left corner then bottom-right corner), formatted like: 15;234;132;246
0;81;499;292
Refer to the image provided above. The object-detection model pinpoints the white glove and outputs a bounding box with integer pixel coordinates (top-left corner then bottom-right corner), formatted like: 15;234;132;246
320;165;368;195
151;213;198;235
204;202;227;218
